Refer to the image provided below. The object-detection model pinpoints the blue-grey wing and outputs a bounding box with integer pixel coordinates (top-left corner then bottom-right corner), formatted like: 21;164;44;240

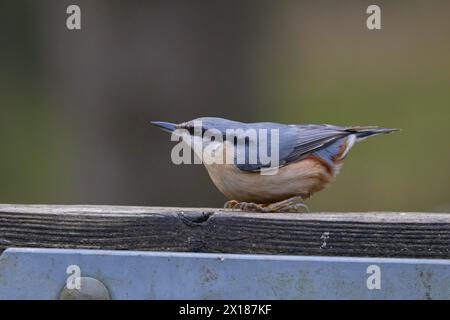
235;124;350;172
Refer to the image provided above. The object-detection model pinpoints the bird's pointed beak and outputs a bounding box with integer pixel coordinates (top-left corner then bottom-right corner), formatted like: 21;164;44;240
151;121;177;133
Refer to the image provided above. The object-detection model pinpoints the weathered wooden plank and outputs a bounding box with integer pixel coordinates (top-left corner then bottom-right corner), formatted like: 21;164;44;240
0;204;449;258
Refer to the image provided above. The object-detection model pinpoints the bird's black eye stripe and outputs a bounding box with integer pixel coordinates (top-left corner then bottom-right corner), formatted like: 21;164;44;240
186;125;208;136
232;136;250;146
187;126;195;135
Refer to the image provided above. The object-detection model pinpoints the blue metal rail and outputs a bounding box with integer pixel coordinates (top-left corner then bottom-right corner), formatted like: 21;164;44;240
0;248;449;299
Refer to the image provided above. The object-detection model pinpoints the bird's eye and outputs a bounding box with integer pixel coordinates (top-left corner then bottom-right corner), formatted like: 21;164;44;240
232;136;250;146
187;126;195;135
185;125;206;136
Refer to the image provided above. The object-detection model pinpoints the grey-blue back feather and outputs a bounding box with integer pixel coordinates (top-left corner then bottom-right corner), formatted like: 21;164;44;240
190;117;396;172
312;139;346;166
195;118;350;172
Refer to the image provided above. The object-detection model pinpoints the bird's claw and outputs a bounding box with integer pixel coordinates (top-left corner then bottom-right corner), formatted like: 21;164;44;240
223;196;308;213
224;200;240;209
224;200;269;212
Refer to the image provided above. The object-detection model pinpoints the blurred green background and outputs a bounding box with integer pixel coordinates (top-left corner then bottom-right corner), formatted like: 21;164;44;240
1;0;449;212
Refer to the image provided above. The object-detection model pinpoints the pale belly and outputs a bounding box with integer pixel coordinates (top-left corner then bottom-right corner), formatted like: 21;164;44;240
204;158;335;204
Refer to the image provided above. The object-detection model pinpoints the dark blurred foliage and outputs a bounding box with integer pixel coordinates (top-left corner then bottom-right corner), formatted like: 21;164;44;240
0;0;449;212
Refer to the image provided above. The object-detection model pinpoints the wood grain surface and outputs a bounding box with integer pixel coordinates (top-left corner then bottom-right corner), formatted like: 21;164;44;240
0;204;449;258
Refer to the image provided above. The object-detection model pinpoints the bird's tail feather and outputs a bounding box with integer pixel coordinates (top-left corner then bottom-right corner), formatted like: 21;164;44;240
345;126;400;140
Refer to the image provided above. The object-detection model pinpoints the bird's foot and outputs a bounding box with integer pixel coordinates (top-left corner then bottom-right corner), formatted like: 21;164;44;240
264;196;309;213
224;200;240;209
224;200;273;212
223;196;308;213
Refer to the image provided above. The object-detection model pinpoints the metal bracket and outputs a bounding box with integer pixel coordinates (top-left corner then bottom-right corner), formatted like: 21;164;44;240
0;248;449;299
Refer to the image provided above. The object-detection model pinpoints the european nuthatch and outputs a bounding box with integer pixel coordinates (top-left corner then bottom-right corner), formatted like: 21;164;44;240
152;117;398;212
